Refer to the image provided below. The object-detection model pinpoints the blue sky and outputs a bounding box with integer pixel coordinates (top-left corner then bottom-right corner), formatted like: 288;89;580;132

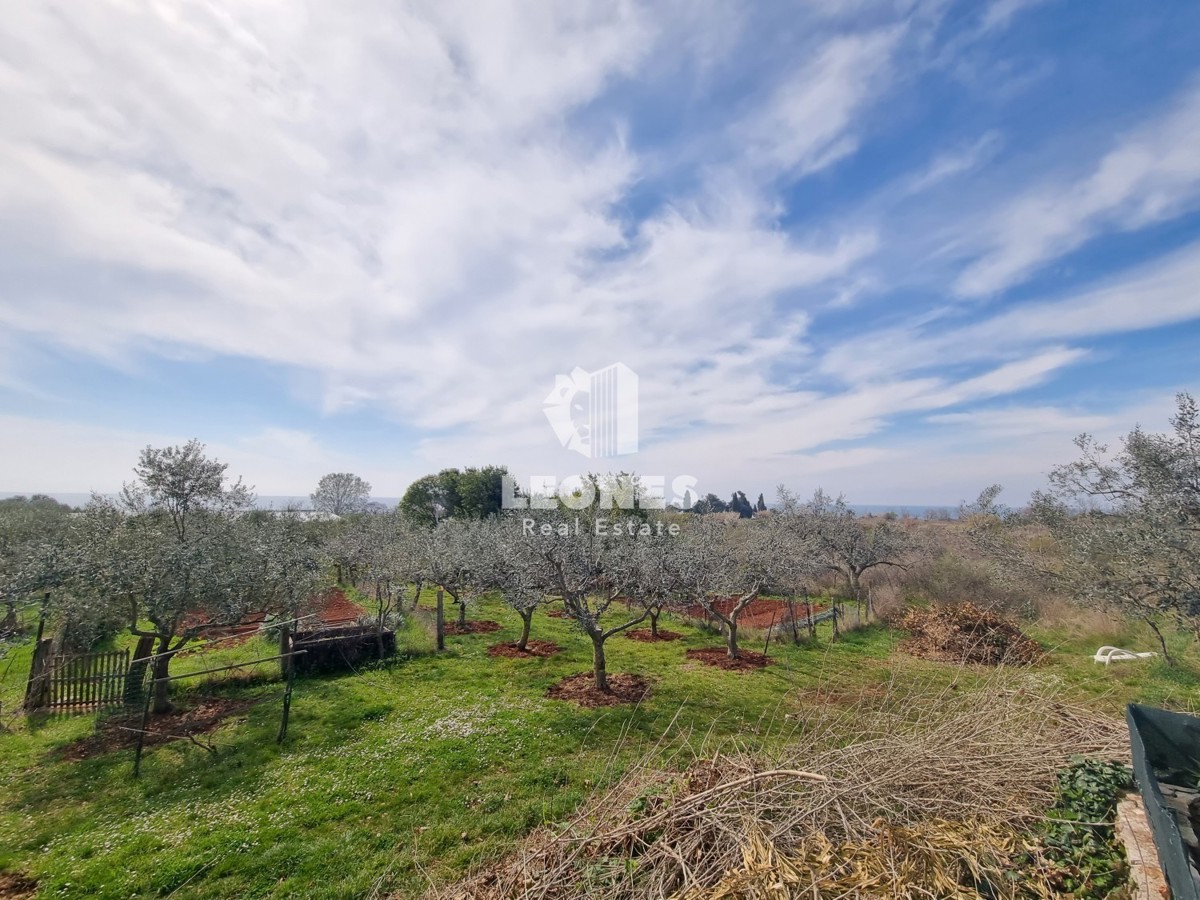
1;0;1199;505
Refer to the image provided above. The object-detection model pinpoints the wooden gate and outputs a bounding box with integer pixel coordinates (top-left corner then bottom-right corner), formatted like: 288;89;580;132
49;648;130;710
25;644;132;711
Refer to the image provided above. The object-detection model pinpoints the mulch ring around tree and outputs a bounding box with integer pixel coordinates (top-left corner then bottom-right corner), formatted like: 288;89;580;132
624;628;684;642
0;873;38;900
57;698;257;762
685;647;772;671
487;640;562;659
546;673;650;707
544;608;569;618
442;620;502;636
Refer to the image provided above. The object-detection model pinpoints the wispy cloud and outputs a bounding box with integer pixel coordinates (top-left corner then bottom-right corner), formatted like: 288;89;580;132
823;239;1200;383
738;28;902;178
0;0;1197;505
955;78;1200;296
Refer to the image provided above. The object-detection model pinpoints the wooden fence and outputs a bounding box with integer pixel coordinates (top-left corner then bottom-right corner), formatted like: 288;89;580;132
25;643;134;711
49;648;130;710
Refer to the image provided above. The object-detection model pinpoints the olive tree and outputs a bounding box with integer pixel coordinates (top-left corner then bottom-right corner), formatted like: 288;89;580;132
0;495;75;636
357;512;418;656
975;394;1200;662
99;441;255;713
676;517;785;659
630;529;682;639
759;512;824;641
508;510;651;691
247;512;326;647
480;519;545;651
778;487;911;618
415;518;490;628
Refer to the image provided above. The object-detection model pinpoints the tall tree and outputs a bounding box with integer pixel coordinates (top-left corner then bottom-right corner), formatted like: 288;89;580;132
400;472;456;526
104;440;255;713
975;394;1200;662
400;466;510;525
454;465;509;519
729;491;754;518
677;517;786;658
311;473;372;515
509;509;649;691
0;495;74;636
778;487;911;610
691;493;728;515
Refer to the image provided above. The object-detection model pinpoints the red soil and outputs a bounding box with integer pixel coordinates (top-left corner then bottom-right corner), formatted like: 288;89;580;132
624;628;683;642
544;608;569;618
443;620;502;636
179;587;367;649
316;588;366;626
0;873;37;900
684;597;827;629
487;640;562;659
685;647;772;671
546;673;650;707
58;698;257;761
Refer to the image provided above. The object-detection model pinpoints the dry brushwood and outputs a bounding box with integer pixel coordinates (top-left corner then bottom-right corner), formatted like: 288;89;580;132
901;602;1042;666
695;819;1060;900
433;670;1125;900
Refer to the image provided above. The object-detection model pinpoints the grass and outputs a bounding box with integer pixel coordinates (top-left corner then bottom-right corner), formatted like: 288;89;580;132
0;594;1197;898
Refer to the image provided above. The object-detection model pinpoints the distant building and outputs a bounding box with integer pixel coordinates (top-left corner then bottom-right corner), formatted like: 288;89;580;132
267;508;341;522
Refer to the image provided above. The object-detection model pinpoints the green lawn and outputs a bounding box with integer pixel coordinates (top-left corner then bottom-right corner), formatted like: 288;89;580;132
0;596;1196;898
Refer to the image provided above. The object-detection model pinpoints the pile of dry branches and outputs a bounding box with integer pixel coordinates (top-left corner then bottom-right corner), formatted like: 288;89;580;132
901;602;1043;666
435;672;1125;899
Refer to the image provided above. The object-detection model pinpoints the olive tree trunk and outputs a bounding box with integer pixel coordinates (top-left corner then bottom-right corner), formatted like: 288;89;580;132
591;634;609;692
151;634;174;714
517;608;534;651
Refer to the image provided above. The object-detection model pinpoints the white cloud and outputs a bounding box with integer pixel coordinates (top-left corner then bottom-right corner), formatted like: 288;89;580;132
739;29;902;178
0;1;896;439
979;0;1053;32
0;415;422;498
925;406;1112;439
0;0;1194;508
897;131;1002;198
823;240;1200;383
955;78;1200;296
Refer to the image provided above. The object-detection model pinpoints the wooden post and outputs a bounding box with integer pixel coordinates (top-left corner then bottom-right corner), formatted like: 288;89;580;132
23;638;52;711
132;673;153;778
277;631;295;744
762;609;779;656
278;624;291;680
435;588;445;651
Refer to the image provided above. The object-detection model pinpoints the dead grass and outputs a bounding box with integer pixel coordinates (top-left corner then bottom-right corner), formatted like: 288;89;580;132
438;668;1126;899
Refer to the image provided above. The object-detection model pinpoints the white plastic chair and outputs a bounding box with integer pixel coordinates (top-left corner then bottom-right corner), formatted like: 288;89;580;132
1093;645;1157;665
